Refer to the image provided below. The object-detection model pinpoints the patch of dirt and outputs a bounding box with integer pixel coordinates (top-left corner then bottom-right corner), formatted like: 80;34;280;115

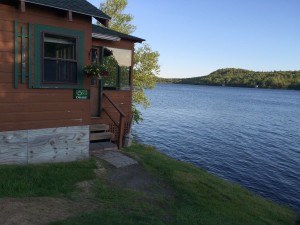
0;197;100;225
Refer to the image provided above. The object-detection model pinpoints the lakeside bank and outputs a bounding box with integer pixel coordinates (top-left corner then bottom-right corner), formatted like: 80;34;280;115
133;84;300;212
0;143;298;225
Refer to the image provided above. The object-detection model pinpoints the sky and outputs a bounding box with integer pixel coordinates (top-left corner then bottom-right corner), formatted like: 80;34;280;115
88;0;300;78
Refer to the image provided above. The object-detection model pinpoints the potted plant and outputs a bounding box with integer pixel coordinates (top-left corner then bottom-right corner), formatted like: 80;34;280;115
83;63;108;79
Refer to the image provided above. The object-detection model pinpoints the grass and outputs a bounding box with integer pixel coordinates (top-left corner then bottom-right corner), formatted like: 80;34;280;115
0;143;297;224
0;160;96;197
124;144;297;225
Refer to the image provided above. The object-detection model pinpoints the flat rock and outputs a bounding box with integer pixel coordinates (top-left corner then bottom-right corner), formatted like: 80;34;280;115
90;142;118;151
95;151;138;168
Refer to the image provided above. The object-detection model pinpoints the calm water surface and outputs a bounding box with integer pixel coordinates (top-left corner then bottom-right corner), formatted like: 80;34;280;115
133;84;300;212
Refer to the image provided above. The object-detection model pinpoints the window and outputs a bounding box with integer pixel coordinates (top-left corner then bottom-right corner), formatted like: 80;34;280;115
43;33;77;84
34;24;84;89
102;47;132;90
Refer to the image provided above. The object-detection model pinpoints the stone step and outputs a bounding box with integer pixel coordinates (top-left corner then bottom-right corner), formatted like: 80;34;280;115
90;124;109;132
90;142;118;152
90;132;113;141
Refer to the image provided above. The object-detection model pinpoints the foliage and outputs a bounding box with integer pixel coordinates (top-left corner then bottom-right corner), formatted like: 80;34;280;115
100;0;160;123
133;43;160;108
158;68;300;90
101;55;119;87
83;63;109;79
100;0;136;35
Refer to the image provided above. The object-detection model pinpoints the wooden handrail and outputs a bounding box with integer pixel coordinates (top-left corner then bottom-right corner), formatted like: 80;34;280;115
102;92;126;149
103;93;126;117
102;108;118;126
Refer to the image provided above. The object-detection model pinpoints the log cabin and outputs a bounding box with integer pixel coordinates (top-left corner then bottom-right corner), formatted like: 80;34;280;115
0;0;144;164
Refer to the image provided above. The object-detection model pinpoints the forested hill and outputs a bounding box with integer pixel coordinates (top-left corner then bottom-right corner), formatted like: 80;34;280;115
157;68;300;90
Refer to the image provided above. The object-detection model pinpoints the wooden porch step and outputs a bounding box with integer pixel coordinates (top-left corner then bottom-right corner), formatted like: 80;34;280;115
90;124;109;132
90;142;118;152
90;132;114;141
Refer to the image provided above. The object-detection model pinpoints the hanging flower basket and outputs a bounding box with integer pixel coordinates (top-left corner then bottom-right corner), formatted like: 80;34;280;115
83;64;108;79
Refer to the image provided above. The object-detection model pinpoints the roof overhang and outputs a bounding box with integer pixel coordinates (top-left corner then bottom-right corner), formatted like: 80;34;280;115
24;0;111;25
92;25;145;43
92;33;121;42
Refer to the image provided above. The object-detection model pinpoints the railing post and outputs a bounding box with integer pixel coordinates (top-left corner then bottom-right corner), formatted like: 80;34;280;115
118;115;125;149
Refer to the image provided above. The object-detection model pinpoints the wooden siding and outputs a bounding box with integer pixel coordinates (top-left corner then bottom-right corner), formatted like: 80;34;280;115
0;3;135;135
92;38;133;50
0;3;91;132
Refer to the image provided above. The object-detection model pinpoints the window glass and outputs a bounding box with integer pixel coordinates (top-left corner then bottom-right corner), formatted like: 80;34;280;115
44;34;76;59
105;47;131;66
103;55;118;88
102;47;132;90
43;33;77;84
120;67;130;90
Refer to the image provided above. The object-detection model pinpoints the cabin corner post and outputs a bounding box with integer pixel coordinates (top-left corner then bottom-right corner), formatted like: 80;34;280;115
118;115;125;148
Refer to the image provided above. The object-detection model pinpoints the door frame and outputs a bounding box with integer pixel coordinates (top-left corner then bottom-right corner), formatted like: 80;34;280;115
90;47;104;117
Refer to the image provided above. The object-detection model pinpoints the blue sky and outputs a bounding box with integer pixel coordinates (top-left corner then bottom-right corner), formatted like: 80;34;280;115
88;0;300;78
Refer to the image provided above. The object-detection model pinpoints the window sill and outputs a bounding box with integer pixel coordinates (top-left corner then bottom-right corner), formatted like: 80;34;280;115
103;87;131;91
34;84;83;89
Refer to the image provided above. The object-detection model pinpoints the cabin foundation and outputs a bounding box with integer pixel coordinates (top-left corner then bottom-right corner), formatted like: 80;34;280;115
0;126;89;165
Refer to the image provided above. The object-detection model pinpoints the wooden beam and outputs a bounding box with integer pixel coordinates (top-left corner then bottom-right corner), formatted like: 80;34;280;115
103;19;109;27
20;0;25;12
68;10;73;21
97;18;109;27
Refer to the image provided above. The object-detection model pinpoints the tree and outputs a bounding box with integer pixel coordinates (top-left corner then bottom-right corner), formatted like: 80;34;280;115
100;0;160;123
100;0;136;34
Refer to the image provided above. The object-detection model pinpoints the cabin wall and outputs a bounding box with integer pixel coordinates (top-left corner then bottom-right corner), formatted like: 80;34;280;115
0;3;92;164
0;3;92;132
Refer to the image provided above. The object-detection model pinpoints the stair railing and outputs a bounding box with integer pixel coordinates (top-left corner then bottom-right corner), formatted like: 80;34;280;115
102;92;126;149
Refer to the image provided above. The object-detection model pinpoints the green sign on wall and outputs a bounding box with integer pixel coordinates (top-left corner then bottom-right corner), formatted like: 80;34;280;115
73;89;90;100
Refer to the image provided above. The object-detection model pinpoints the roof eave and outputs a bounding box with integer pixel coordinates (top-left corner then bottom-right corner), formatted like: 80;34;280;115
125;37;145;43
25;1;111;20
92;33;121;42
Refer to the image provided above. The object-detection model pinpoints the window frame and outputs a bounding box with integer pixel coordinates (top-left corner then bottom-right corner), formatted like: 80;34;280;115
34;24;84;89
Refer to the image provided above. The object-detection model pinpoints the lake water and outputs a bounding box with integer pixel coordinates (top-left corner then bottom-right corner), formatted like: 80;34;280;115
132;84;300;212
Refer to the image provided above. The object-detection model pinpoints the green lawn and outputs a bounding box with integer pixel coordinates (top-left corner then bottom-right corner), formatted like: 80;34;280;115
0;160;96;197
0;143;297;225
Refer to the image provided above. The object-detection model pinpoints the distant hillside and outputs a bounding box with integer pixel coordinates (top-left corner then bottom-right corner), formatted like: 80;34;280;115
157;68;300;90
